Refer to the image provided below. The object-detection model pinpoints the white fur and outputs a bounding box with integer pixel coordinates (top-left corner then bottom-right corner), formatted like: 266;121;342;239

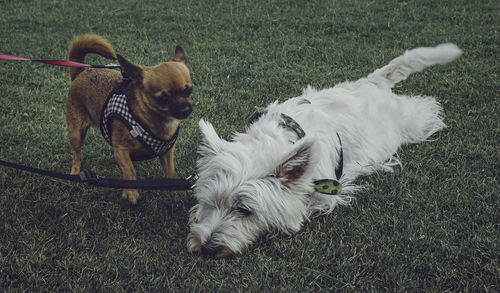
187;44;462;257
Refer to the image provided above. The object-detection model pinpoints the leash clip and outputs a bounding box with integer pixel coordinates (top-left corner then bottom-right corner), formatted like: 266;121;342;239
186;173;199;188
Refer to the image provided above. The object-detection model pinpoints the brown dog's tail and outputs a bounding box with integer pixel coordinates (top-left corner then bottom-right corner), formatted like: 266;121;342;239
68;34;117;80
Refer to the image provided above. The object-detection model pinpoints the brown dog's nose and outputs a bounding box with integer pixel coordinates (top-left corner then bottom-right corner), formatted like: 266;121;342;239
173;102;192;119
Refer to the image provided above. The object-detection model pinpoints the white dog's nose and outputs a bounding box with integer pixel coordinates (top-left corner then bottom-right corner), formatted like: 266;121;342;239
200;242;220;257
199;240;234;258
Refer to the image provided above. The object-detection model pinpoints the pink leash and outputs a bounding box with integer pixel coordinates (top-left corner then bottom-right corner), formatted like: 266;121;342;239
0;53;119;68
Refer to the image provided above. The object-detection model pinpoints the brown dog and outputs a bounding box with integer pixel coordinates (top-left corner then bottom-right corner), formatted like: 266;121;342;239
66;34;192;204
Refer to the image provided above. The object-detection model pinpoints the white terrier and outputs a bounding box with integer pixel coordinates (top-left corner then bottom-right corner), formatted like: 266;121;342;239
188;44;462;257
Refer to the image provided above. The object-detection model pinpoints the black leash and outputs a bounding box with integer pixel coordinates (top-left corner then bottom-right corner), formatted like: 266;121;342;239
0;159;195;190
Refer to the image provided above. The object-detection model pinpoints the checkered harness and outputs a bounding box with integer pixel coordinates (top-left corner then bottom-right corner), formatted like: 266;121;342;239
100;79;179;161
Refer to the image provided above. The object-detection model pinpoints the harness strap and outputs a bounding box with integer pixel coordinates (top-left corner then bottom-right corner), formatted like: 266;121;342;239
0;159;194;190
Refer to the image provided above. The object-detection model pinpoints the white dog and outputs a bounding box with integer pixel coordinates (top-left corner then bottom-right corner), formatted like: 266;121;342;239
188;44;462;257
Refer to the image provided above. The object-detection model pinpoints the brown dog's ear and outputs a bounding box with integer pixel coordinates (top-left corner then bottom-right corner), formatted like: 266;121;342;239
172;45;186;64
117;54;143;83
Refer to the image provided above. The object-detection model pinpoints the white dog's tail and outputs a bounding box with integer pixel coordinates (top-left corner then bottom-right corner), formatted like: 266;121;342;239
367;43;462;88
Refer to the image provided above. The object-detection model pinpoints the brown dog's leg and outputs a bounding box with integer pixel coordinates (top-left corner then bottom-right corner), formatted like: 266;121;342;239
113;145;140;204
66;103;91;175
160;145;177;179
68;129;86;175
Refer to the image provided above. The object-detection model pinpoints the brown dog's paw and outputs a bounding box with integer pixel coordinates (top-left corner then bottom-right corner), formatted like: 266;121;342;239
122;189;140;205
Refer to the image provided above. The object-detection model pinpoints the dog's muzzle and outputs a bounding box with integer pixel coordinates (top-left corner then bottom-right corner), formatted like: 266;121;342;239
200;241;234;258
172;102;193;120
201;242;219;257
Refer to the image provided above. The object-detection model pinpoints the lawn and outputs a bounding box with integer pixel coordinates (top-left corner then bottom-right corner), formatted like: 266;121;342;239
0;0;498;291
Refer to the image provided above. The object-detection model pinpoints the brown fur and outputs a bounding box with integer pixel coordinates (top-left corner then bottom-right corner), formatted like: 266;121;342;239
66;34;192;204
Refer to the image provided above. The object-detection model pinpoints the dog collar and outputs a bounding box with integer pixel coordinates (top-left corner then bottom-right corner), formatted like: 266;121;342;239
279;114;343;195
247;103;344;195
280;113;306;139
248;111;306;141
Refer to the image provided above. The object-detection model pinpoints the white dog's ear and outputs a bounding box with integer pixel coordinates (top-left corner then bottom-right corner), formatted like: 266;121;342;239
198;119;226;155
277;140;314;187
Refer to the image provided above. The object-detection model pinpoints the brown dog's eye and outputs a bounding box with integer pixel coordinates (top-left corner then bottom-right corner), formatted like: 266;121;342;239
155;92;170;103
184;86;193;97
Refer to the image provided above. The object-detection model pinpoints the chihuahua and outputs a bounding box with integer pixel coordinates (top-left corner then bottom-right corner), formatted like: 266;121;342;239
66;34;192;204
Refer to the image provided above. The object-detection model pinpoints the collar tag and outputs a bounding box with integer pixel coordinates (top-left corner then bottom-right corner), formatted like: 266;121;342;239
313;179;342;195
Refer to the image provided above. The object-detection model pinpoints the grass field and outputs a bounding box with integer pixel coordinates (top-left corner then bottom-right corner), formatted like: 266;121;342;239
0;0;498;291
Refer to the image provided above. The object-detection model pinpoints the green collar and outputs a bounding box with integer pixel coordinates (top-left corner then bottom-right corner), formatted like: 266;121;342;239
249;109;344;196
280;114;343;196
280;113;306;139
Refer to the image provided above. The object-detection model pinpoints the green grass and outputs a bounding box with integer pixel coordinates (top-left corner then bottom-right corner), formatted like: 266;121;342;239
0;0;498;291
